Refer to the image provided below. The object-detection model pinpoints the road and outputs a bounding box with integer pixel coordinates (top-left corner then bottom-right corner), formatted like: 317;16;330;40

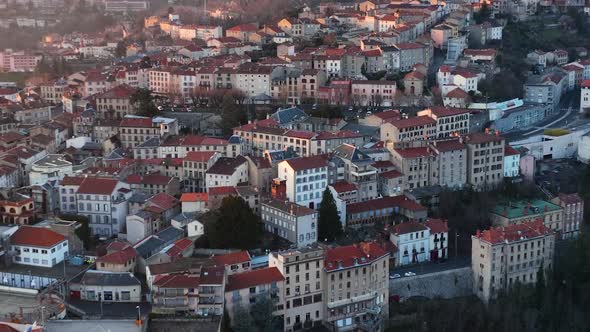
390;257;470;279
504;92;589;142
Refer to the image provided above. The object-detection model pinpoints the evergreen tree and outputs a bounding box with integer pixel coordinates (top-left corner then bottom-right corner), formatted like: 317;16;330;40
318;188;342;242
231;304;255;332
219;94;247;135
115;41;127;58
205;196;262;249
130;88;158;117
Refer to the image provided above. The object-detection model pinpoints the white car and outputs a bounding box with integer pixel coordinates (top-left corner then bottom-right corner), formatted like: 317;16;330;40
404;272;416;277
389;273;401;279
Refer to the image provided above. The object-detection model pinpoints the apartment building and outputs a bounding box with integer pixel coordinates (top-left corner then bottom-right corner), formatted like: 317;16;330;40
269;246;325;331
120;116;178;149
390;147;433;190
74;177;132;237
40;78;68;104
0;50;42;72
551;193;583;239
224;267;285;327
332;144;378;201
10;226;68;267
261;199;318;247
149;68;173;95
94;84;138;120
429;139;467;188
182;151;222;192
581;80;590;112
159;135;240;159
472;220;555;302
151;264;225;316
489;199;564;236
235;64;279;98
417;107;470;138
323;242;389;331
278;155;329;209
351;80;396;107
463;132;505;190
380;116;437;145
345;195;428;227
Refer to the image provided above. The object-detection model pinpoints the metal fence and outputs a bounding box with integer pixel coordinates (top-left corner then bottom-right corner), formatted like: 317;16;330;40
0;271;57;290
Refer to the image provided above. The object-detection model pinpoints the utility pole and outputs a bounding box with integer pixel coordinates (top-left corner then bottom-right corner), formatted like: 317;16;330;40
454;230;459;259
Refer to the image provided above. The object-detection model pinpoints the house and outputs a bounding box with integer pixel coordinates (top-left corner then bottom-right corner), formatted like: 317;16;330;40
489;199;564;235
390;221;430;266
205;156;248;190
80;270;141;302
261;199;317;247
183;151;222;192
463;132;505;190
423;218;448;262
10;226;68;267
125;173;181;196
96;241;138;272
94;84;138;120
403;70;426;96
503;145;520;178
550;193;583;239
346;195;428;227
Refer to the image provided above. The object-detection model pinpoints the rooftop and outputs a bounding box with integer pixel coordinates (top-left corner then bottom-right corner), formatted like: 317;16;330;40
226;267;284;292
475;219;553;245
10;226;66;248
262;199;316;216
325;242;388;272
490;199;562;219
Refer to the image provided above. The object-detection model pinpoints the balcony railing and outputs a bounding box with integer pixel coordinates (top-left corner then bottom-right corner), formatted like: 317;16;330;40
327;291;377;309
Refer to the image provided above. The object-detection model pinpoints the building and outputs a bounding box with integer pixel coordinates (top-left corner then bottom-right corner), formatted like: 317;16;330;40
345;195;428;227
380;116;437;145
350;80;396;107
581;80;590;113
463;132;505;190
278;155;328;209
205;156;248;190
323;242;389;331
550;193;584;239
261;199;318;247
332;144;378;201
211;250;252;275
120;116;178;149
417;107;470;139
74;178;132;237
390;147;433;191
183;151;222;192
389;222;430;266
489;199;564;236
29;154;73;186
96;242;138;272
424;218;448;262
503;145;520;178
471;220;555;302
10;226;68;267
224;267;285;327
0;50;42;72
429;139;467;188
80;270;142;302
268;246;324;332
94;84;138;120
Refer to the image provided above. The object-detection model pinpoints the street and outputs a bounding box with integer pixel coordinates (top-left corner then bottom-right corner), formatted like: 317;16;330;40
390;257;471;278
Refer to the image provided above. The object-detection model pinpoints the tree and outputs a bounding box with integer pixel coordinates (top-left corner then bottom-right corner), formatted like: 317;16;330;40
250;296;282;332
205;196;262;249
318;188;342;242
59;214;92;250
130;88;159;117
115;41;127;58
231;304;256;332
474;2;491;24
219;94;247;135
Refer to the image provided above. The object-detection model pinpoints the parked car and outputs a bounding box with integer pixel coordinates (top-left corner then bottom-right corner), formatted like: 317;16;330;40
389;273;401;279
404;272;416;277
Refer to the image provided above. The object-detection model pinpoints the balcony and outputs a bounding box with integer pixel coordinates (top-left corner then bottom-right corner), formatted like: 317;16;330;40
327;292;377;309
199;296;223;305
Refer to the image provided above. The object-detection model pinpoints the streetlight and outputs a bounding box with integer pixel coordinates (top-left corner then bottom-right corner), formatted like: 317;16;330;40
455;230;459;259
136;305;142;326
41;306;45;323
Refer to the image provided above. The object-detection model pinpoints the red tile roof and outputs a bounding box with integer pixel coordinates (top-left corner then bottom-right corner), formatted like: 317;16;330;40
445;88;469;99
391;221;428;235
94;84;136;99
330;181;358;193
325;242;388;272
77;178;119;195
212;250;251;265
60;176;86;186
504;145;520;156
97;245;137;265
165;238;193;257
388;115;436;129
428;106;471;117
126;174;172;186
120;116;152;128
424;218;448;234
11;226;66;248
557;193;583;205
227;23;259;32
149;192;179;210
464;48;497;57
380;169;403;179
285;155;329;171
181;193;209;202
347;195;426;214
153;274;200;288
226;267;284;292
184;151;218;163
431;138;465;152
372;160;395;168
464;132;504;144
474;219;553;244
373;110;401;121
404;70;426;80
582;79;590;88
208;186;238;196
393;147;432;158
